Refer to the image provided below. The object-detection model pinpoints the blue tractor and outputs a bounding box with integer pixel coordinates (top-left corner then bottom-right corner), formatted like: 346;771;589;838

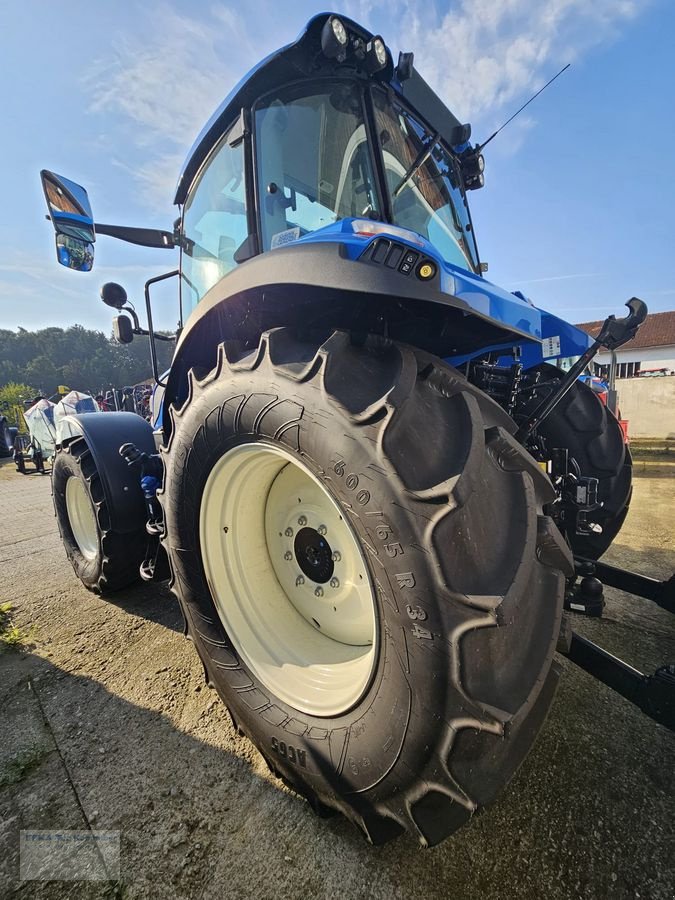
40;14;672;846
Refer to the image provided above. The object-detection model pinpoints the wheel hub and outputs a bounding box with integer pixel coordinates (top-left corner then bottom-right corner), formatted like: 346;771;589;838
294;527;334;584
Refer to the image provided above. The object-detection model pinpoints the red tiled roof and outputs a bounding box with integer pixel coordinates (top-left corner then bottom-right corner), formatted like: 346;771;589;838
575;309;675;351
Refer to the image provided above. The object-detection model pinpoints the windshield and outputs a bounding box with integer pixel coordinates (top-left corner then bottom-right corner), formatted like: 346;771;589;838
181;80;479;314
371;88;478;272
254;82;380;250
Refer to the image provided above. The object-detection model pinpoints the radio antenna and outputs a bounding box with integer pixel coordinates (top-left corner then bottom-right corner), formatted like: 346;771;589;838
477;63;571;152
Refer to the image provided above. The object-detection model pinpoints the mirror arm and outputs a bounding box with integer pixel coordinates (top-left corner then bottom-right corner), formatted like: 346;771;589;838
94;223;176;249
122;305;142;332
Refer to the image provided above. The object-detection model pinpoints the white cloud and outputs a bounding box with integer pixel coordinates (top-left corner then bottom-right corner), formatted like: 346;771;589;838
110;152;187;209
84;4;270;206
348;0;644;125
84;0;647;205
511;272;599;285
87;8;235;143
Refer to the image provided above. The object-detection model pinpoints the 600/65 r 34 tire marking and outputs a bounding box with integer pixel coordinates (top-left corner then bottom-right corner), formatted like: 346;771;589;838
160;328;572;846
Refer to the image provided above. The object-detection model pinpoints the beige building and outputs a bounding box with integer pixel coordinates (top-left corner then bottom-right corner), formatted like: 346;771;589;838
576;309;675;379
575;310;675;438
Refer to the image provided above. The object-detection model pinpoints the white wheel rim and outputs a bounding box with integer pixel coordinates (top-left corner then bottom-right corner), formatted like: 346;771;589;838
65;476;99;560
199;443;377;717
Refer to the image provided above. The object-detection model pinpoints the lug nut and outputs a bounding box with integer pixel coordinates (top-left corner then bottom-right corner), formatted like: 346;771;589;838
298;515;307;526
284;551;293;561
318;525;327;536
332;551;341;562
285;527;293;537
314;587;324;597
295;575;305;586
330;577;339;589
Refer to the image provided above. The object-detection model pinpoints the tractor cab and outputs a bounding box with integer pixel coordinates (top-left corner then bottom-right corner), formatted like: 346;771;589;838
177;13;482;315
180;72;480;313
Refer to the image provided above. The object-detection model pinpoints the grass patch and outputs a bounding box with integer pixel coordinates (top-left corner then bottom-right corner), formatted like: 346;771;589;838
629;438;675;460
0;747;49;787
0;602;34;651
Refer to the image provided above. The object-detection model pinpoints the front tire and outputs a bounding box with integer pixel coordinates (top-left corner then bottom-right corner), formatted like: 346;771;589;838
52;438;146;593
161;329;572;846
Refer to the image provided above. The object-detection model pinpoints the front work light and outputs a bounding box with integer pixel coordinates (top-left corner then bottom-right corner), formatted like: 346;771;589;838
465;172;484;191
462;151;484;177
351;220;425;247
322;16;349;61
365;36;387;74
460;149;486;190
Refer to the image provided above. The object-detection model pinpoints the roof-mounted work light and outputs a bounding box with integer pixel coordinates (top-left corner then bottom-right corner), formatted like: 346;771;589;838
364;36;387;74
321;16;349;62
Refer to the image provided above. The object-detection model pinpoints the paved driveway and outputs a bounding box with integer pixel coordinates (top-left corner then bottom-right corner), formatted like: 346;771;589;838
0;459;673;899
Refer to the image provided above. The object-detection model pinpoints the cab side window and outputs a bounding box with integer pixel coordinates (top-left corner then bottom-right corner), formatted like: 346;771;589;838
181;131;248;315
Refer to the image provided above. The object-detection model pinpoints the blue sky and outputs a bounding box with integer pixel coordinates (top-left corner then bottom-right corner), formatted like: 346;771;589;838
1;0;673;334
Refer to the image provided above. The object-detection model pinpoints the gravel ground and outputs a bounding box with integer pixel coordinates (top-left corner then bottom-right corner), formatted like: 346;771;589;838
0;457;673;900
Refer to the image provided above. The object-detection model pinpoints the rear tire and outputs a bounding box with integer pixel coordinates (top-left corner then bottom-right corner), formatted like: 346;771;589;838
161;329;572;846
519;364;631;559
52;438;146;593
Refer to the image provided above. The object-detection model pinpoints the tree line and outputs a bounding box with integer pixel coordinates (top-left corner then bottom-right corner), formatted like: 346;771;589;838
0;326;174;398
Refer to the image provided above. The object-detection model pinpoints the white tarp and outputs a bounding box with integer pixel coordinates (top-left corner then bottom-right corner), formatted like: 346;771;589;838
23;399;57;458
54;391;100;443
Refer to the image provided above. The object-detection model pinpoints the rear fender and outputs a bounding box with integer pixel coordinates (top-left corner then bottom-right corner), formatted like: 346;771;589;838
164;240;541;437
58;412;155;534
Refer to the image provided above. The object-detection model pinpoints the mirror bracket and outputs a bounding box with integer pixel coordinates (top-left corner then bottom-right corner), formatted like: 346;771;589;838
145;270;180;387
94;223;176;249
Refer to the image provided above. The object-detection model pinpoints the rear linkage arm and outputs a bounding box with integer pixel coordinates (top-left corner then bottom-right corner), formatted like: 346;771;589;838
515;297;648;444
559;559;675;731
513;296;672;729
561;632;675;731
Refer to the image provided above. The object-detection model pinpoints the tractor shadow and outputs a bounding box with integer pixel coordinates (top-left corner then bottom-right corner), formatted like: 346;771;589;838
1;645;673;900
102;579;185;634
0;649;328;899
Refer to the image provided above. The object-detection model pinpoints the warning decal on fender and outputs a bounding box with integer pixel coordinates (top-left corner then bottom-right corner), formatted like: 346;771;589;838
542;335;561;358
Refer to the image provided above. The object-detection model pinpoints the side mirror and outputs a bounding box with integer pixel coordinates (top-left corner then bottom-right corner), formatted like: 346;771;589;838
100;282;128;309
56;234;94;272
113;315;134;344
40;169;95;269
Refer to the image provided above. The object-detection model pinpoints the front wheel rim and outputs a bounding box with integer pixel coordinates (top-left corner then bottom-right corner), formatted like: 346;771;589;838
65;476;99;560
199;443;378;717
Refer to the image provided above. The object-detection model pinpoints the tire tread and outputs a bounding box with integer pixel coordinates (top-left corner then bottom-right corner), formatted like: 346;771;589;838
161;328;572;846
